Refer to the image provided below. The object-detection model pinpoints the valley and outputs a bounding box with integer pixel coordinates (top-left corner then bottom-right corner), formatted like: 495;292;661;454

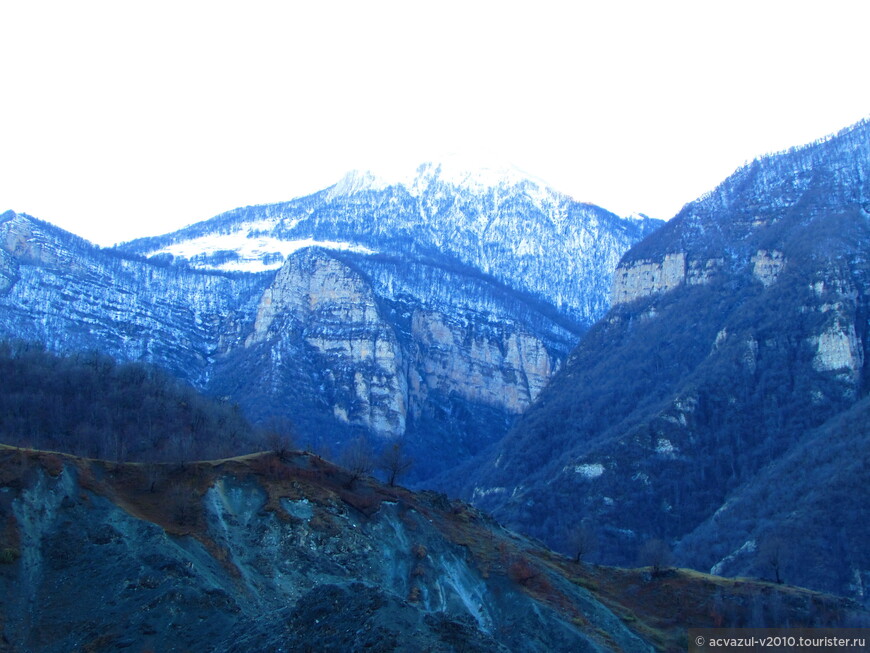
1;121;869;649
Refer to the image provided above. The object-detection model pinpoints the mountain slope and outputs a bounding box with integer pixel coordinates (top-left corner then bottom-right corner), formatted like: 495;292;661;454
0;211;266;385
0;342;264;462
118;160;661;325
453;119;870;602
677;394;870;599
1;161;659;482
0;446;864;652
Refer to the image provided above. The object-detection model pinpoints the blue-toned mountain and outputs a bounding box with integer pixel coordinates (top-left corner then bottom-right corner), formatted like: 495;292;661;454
119;159;661;325
453;119;870;603
0;162;659;482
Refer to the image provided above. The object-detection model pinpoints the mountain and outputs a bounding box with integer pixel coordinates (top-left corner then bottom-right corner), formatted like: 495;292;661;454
206;246;584;480
118;157;661;325
0;162;658;481
453;119;870;602
0;211;266;385
1;446;865;652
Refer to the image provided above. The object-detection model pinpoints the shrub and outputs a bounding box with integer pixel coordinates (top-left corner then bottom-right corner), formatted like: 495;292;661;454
508;556;540;585
0;547;20;564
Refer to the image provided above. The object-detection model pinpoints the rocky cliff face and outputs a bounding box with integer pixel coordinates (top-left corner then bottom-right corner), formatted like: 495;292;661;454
451;118;870;603
1;447;863;652
244;250;408;437
209;247;579;480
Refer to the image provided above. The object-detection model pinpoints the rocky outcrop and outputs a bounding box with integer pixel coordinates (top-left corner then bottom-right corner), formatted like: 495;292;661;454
245;249;407;437
611;252;725;306
813;319;864;376
1;212;77;270
611;252;687;306
234;248;568;446
805;275;865;385
410;309;554;415
751;249;785;287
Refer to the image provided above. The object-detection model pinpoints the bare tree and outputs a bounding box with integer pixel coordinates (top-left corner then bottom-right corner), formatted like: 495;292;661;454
264;416;296;462
638;538;673;577
340;437;374;488
758;534;787;584
566;521;598;564
378;439;413;487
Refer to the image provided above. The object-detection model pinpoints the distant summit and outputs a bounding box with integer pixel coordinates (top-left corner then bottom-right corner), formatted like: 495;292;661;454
119;161;661;323
328;155;555;199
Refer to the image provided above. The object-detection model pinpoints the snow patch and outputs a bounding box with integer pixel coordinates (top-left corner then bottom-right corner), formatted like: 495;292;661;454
328;153;561;200
656;439;676;456
568;463;604;479
471;486;507;502
711;539;757;576
151;232;376;272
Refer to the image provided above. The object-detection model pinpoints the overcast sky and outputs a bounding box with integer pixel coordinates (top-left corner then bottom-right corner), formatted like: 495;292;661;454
2;1;868;246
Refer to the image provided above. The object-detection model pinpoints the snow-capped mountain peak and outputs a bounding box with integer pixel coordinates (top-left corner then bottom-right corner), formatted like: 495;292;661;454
117;159;661;320
328;154;558;200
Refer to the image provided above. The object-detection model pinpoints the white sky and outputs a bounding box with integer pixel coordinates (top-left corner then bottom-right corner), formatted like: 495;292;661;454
2;0;868;246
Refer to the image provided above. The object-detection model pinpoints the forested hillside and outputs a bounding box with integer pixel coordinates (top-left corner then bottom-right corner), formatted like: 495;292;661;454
0;342;266;462
453;119;870;603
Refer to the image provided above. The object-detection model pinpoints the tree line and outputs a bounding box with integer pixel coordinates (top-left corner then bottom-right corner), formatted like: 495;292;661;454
0;340;416;488
0;340;261;462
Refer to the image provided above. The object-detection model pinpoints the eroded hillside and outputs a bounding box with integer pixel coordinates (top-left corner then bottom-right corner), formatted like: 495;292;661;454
0;447;865;652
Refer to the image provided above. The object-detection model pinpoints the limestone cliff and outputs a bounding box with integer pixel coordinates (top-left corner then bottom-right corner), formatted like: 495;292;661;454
245;249;407;437
215;247;575;480
751;249;786;287
611;252;688;306
410;309;554;416
611;251;727;306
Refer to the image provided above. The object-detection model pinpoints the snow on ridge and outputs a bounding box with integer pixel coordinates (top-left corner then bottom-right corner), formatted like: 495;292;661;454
328;153;562;200
624;212;653;221
150;232;376;272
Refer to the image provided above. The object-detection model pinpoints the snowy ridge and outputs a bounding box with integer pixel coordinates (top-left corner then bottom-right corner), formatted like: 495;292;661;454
119;159;661;323
327;154;558;200
154;232;376;272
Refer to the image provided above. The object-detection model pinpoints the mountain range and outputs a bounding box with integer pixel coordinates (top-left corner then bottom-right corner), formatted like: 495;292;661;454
1;117;869;624
452;118;870;604
0;161;658;482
